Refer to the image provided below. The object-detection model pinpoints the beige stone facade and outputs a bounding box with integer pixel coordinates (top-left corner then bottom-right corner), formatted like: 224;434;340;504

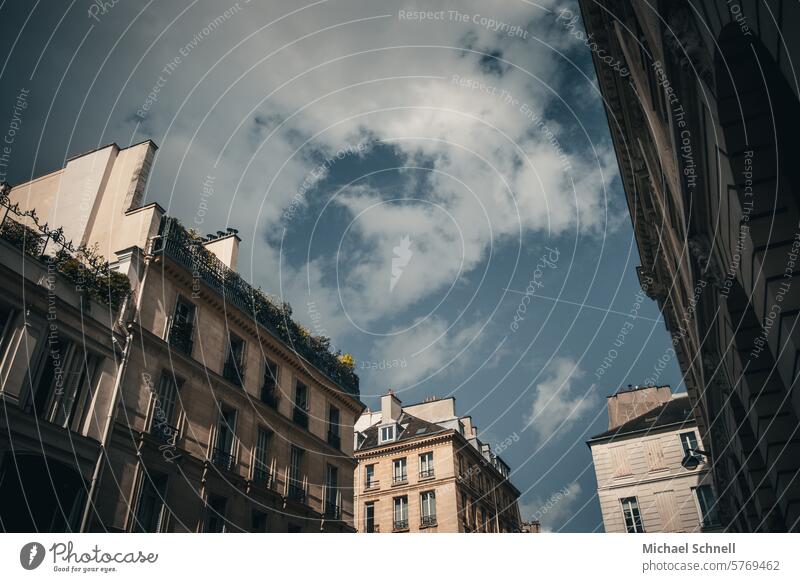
353;393;522;533
589;386;722;533
0;141;364;532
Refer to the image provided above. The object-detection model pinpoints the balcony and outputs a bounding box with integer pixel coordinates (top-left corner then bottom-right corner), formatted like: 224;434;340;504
211;448;236;472
365;479;380;491
392;474;408;486
293;406;308;429
252;466;271;486
287;484;306;504
151;216;360;397
260;385;279;408
327;430;341;449
323;504;341;520
392;519;409;531
419;468;435;479
222;357;244;387
167;319;193;356
421;515;437;528
150;421;179;446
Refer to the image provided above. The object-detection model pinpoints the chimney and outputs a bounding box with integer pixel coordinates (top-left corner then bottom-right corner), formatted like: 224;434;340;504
203;229;240;271
607;385;672;430
381;390;402;422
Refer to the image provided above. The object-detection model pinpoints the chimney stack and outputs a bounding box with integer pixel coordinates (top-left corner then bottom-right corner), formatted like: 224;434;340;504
381;390;402;422
607;385;672;430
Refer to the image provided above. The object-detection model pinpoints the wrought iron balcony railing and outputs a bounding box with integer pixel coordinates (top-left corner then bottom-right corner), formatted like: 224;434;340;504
327;430;341;449
167;319;193;356
421;515;437;527
293;406;309;429
150;421;179;446
393;519;409;531
260;385;279;408
151;216;359;397
211;448;236;472
252;466;271;485
419;468;435;479
392;474;408;485
323;504;341;520
365;479;380;490
287;484;306;503
222;357;244;387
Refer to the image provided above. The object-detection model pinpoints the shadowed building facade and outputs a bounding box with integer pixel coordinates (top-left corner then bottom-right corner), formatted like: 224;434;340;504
579;0;800;531
0;141;364;532
353;392;522;533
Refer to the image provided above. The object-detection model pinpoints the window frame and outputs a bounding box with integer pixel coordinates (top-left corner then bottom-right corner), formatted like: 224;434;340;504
620;496;645;533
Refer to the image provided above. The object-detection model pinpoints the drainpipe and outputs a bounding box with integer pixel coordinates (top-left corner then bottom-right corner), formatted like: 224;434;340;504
79;251;152;532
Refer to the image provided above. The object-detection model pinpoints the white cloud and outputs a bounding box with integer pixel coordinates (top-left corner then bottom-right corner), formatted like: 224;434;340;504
525;357;599;439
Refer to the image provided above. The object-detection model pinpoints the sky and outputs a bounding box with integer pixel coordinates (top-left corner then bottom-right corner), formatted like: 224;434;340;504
0;0;684;532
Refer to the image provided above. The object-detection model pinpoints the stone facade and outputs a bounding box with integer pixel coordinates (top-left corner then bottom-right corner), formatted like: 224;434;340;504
353;393;522;533
579;0;800;531
0;141;364;532
589;385;722;533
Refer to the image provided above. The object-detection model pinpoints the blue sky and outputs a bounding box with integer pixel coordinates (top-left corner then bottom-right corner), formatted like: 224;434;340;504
0;0;684;531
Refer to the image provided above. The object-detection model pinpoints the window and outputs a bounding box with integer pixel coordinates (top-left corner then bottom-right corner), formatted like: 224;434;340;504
223;332;246;387
324;465;340;519
293;382;309;428
392;458;407;484
151;373;180;445
421;491;436;526
253;428;271;484
379;424;396;443
327;405;341;448
30;336;100;433
288;446;305;502
680;431;701;459
365;502;376;533
168;296;195;355
260;359;279;407
419;451;434;478
204;495;228;533
251;510;268;532
365;464;377;489
134;471;168;532
621;497;645;533
393;496;408;530
212;406;236;471
694;485;720;527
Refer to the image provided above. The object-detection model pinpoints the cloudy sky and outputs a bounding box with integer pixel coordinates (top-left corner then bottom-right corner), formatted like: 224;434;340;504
0;0;683;531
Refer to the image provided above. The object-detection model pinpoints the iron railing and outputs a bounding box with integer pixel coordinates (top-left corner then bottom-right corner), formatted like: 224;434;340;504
211;448;236;472
287;484;306;503
222;356;244;387
150;216;359;397
327;430;341;449
252;465;271;485
167;318;194;355
293;406;309;429
323;504;341;520
392;474;408;485
0;190;130;309
421;515;437;527
393;519;409;531
260;384;279;408
150;421;179;446
419;468;435;479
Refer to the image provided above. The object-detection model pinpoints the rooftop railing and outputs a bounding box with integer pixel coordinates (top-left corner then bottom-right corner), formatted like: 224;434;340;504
150;216;359;397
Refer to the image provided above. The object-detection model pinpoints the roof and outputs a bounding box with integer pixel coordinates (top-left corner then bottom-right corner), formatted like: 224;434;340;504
588;395;695;443
357;412;447;450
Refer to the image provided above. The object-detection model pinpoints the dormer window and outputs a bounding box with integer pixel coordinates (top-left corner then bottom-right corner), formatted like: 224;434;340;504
379;424;397;444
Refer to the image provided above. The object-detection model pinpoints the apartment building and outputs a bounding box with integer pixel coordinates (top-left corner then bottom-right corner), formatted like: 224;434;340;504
588;385;722;533
0;141;364;532
579;1;800;530
353;392;522;533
